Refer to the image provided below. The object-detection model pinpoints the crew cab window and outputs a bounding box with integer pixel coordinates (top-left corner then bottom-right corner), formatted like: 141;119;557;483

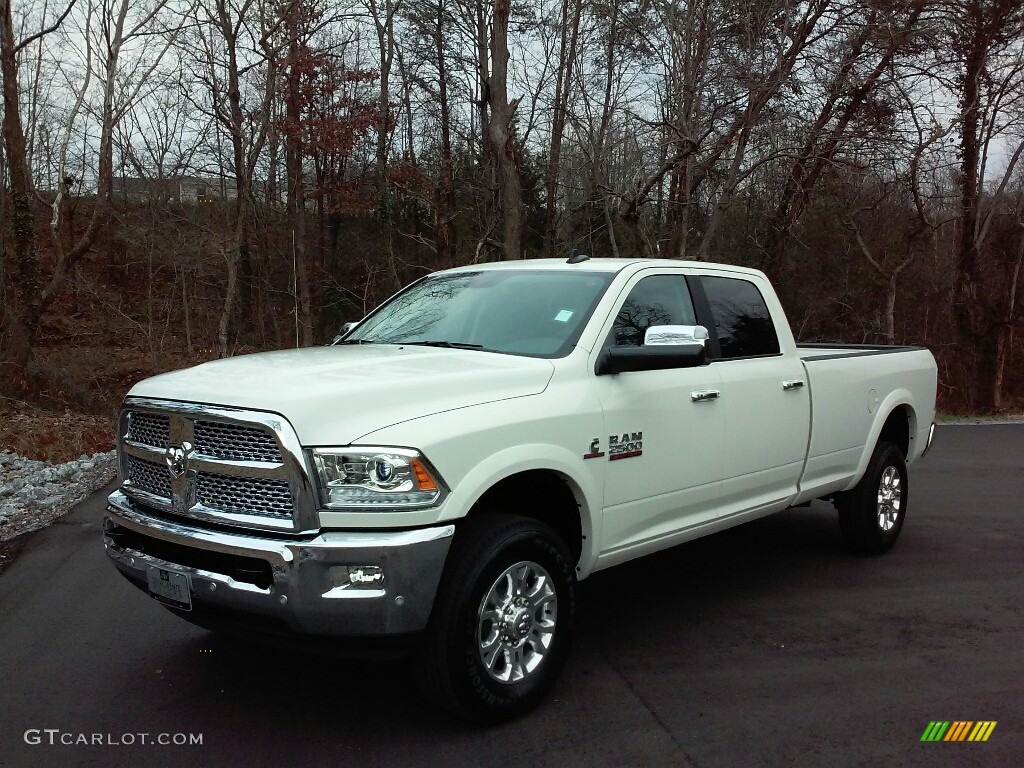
701;276;780;358
609;275;697;347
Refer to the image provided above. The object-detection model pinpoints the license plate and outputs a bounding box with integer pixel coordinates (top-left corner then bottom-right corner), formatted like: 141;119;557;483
146;566;192;611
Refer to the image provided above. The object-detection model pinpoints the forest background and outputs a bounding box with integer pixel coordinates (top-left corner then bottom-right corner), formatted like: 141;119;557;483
1;0;1023;461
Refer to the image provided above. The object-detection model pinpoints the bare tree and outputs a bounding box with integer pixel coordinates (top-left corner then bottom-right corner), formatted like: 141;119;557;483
947;0;1024;410
543;0;581;255
1;0;186;389
187;0;280;354
761;0;927;278
367;0;403;288
486;0;523;259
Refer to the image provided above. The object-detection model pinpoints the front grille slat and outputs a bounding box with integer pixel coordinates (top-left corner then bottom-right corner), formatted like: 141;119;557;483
126;454;173;499
196;473;293;519
127;413;169;448
193;420;282;463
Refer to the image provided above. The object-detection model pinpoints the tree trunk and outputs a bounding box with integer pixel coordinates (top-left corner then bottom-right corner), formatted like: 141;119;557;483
0;0;40;385
993;226;1024;410
486;0;523;260
885;273;897;343
434;0;455;267
215;0;253;352
475;0;490;169
286;19;313;346
181;265;192;355
992;326;1010;411
666;153;693;259
594;0;619;258
371;0;401;290
954;0;992;412
543;0;581;256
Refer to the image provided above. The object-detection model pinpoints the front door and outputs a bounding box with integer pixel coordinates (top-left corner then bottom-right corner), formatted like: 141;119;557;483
589;270;726;564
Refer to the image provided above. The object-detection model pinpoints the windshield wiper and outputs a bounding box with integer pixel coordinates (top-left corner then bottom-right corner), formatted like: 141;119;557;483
400;340;486;350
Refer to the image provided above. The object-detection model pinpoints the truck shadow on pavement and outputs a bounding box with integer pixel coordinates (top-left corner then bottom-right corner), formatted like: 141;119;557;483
165;503;850;740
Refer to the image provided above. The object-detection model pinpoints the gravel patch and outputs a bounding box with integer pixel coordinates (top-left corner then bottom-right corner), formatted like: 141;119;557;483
0;450;117;542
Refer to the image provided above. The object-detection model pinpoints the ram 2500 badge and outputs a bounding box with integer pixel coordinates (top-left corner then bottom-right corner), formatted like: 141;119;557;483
104;256;937;722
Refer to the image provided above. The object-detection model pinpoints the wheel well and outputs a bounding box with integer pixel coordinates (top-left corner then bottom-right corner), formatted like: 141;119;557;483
465;470;584;563
879;406;911;458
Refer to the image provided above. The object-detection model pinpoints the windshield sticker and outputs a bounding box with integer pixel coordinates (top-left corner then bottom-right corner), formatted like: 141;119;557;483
554;309;574;322
583;438;605;460
609;432;643;461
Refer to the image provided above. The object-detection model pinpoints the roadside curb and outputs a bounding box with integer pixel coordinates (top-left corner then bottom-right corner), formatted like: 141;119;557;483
939;420;1024;426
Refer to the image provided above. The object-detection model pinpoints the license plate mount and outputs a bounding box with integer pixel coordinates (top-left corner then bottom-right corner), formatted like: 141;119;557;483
146;565;192;611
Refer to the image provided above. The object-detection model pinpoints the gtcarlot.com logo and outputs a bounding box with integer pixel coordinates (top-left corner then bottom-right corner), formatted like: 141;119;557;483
920;721;997;742
24;729;203;746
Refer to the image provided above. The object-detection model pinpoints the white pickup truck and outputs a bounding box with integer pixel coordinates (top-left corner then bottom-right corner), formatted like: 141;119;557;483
104;257;937;722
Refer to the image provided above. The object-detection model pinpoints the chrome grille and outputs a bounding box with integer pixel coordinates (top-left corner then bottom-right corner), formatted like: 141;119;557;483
194;420;282;463
118;400;310;531
127;413;169;448
196;472;293;518
126;454;172;499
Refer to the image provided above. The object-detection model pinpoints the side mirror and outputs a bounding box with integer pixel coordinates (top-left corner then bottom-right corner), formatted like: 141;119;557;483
596;325;709;375
331;321;359;345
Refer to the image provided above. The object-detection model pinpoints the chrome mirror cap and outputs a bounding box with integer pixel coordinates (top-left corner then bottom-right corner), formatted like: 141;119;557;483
643;324;709;347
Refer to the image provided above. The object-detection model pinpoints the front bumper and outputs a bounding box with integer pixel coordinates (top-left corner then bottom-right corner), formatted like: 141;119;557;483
103;491;454;637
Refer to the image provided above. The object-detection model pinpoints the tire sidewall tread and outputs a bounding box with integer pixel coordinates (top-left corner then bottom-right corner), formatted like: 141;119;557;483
417;513;576;723
837;440;908;556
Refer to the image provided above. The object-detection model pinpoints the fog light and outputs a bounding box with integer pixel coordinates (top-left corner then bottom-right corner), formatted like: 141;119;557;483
328;565;384;590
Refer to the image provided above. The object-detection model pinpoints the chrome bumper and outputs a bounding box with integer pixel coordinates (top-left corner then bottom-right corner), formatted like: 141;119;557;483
103;491;454;637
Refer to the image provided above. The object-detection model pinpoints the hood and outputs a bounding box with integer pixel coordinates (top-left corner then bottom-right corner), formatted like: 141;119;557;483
129;345;555;446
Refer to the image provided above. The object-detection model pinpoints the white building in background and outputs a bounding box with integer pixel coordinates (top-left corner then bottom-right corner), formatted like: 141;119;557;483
112;175;230;202
113;176;282;205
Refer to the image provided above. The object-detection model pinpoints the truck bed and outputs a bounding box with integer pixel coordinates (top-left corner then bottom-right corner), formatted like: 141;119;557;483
795;344;937;503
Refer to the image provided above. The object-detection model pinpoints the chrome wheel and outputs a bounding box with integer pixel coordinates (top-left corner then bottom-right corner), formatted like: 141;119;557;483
477;560;557;684
876;466;902;531
838;441;908;556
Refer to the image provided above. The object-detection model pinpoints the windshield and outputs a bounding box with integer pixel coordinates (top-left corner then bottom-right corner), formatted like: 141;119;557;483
344;269;615;357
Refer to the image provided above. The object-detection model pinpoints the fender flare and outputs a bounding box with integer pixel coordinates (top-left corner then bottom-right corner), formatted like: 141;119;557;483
437;443;602;577
843;390;919;492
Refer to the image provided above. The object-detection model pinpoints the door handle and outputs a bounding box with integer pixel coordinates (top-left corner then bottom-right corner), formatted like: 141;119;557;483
782;380;805;391
691;389;720;402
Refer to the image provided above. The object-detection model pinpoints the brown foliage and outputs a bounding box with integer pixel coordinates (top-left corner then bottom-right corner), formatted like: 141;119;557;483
0;407;115;463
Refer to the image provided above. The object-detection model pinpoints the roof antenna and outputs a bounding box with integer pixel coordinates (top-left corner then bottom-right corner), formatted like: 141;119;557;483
566;249;590;264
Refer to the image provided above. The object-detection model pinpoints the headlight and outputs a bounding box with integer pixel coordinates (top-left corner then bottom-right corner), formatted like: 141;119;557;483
310;447;447;510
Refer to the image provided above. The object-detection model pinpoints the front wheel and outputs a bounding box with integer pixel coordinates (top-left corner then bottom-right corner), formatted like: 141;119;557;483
836;440;908;555
416;514;576;723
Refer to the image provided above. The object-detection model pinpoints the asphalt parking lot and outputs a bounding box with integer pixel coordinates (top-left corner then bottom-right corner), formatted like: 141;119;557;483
1;425;1021;767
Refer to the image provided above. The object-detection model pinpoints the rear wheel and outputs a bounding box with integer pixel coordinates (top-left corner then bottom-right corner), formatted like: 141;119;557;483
417;513;576;723
836;440;908;555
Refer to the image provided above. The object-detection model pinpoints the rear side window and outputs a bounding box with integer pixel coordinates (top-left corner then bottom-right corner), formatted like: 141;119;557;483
701;276;780;358
609;274;697;347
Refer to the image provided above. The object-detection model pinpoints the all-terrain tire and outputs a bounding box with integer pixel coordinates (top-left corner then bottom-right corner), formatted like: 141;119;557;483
416;513;576;723
836;440;908;555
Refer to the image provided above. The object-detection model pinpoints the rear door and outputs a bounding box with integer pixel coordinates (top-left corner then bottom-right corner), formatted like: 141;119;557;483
694;271;810;517
589;270;725;562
